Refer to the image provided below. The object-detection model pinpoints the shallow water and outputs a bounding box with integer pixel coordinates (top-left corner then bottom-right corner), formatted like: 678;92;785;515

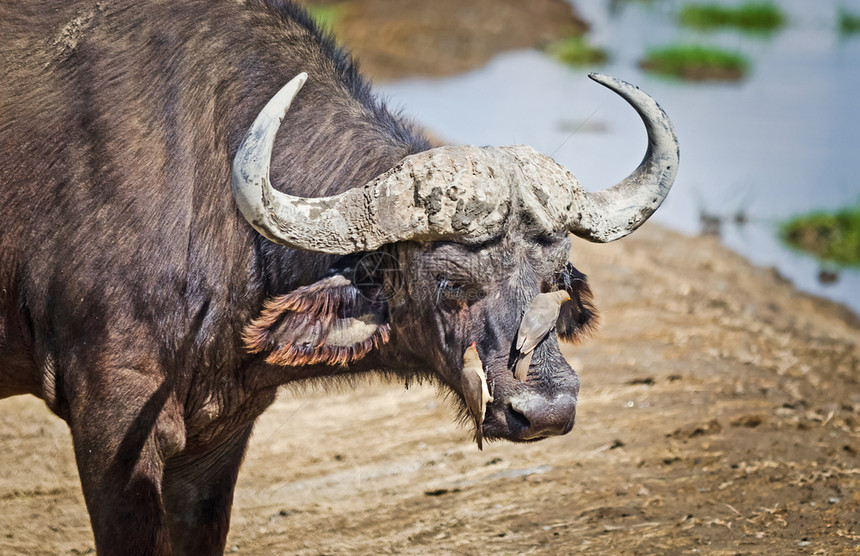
379;0;860;315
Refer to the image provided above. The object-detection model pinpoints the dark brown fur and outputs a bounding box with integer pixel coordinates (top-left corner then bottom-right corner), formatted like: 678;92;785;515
0;1;596;553
1;1;427;553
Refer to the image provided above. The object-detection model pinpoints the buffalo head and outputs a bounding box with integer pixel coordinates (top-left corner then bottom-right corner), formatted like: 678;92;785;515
235;73;678;446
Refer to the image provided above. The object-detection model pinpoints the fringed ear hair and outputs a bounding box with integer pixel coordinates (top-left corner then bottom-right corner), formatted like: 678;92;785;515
556;262;599;344
243;275;390;367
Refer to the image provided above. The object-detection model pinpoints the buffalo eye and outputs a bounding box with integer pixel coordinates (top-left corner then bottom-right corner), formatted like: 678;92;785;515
435;275;465;307
434;275;485;309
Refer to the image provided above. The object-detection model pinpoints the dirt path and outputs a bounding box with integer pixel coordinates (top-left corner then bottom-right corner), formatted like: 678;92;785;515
2;1;859;554
1;225;858;554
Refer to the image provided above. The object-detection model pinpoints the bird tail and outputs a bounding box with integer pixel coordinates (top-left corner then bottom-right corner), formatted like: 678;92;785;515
514;351;534;382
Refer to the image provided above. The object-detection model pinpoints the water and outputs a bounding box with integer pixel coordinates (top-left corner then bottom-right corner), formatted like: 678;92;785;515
378;0;860;315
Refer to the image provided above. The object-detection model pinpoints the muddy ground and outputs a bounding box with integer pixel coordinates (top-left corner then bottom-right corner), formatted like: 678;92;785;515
299;0;587;81
3;226;858;555
1;1;859;554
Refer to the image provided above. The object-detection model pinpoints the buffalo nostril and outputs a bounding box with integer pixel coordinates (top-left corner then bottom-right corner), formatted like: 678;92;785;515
506;403;531;433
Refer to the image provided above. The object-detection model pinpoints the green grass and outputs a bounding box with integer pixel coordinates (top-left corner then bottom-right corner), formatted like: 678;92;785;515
639;44;749;81
839;9;860;35
307;4;344;31
546;36;608;66
680;2;786;33
781;205;860;267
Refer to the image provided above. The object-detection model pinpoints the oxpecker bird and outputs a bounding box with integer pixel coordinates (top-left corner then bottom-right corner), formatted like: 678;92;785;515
462;342;494;449
514;290;571;381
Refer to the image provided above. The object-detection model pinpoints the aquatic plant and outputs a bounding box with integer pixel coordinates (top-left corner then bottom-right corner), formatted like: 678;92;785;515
546;36;608;66
679;2;786;33
307;4;345;31
781;204;860;267
639;44;749;81
839;9;860;35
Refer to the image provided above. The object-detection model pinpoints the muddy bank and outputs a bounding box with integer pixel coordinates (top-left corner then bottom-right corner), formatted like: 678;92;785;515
301;0;587;81
2;224;858;554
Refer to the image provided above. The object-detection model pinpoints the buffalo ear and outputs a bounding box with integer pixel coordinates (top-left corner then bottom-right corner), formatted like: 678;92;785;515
556;263;599;344
243;275;390;367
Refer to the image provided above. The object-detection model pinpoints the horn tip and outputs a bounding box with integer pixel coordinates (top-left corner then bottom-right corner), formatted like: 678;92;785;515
588;73;633;92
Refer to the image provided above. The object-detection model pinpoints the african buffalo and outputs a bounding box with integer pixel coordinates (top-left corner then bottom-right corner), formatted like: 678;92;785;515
0;0;678;553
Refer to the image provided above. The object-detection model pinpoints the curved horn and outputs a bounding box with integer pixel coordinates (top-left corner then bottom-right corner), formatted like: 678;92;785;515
232;73;678;253
232;73;511;254
566;74;679;243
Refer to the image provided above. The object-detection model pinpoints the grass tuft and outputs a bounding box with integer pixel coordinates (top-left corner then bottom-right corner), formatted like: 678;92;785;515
680;2;786;33
839;9;860;35
546;36;608;66
639;44;749;81
307;4;345;31
780;204;860;267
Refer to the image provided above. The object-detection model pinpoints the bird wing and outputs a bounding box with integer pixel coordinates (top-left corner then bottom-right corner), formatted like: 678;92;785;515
462;368;482;416
516;301;559;355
